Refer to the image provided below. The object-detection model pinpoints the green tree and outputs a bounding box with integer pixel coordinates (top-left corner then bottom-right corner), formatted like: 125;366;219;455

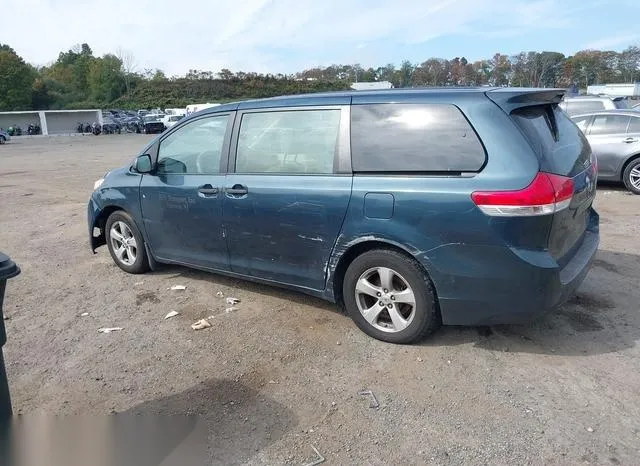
398;60;414;87
489;53;511;86
88;54;125;103
619;46;640;83
0;45;36;110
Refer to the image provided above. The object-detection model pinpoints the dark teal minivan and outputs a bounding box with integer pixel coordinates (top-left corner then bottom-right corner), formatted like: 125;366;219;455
88;88;599;343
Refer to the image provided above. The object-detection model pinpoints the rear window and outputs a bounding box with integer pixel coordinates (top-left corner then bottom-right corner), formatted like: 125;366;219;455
511;105;591;176
567;100;605;116
614;99;630;110
351;104;486;173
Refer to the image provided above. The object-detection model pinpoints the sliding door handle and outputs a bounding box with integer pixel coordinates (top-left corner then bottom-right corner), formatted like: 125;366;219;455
197;184;218;197
225;185;248;196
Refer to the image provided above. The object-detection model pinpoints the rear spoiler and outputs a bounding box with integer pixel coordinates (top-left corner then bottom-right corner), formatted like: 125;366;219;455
485;88;566;114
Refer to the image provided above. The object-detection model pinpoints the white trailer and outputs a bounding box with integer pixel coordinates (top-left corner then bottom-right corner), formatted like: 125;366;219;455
587;83;640;97
185;103;221;116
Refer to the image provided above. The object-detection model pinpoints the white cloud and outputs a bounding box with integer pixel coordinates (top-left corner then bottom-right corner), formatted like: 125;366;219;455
584;33;640;50
4;0;580;75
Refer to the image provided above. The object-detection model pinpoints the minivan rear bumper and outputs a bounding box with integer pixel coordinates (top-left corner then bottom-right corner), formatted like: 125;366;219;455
432;209;599;326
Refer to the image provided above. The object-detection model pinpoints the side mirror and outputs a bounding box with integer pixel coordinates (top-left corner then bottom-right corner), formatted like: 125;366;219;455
134;154;153;174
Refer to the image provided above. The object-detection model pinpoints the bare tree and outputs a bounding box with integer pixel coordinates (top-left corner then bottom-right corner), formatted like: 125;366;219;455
116;47;138;95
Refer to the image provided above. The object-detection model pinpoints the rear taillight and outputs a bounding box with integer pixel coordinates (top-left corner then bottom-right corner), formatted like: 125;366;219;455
471;172;575;217
590;152;598;177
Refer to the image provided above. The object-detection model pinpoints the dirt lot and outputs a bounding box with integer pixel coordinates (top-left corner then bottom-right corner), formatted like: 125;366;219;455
1;135;639;465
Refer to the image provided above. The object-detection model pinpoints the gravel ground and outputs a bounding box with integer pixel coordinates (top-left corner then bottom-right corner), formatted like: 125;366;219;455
1;135;639;465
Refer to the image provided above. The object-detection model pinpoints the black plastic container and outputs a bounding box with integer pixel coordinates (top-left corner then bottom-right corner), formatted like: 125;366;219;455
0;253;20;418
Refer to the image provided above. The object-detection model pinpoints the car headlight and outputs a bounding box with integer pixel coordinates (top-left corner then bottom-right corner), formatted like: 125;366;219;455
93;178;105;190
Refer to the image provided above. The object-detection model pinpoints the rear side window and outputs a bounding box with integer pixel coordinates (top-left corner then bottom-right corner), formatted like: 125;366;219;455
628;116;640;133
351;104;486;172
235;109;340;174
511;105;591;176
589;115;630;135
567;100;605;115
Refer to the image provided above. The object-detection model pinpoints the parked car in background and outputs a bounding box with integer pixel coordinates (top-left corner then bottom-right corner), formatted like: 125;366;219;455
162;114;184;130
0;129;10;144
571;110;640;194
88;88;599;344
101;115;122;134
141;114;165;134
559;95;631;116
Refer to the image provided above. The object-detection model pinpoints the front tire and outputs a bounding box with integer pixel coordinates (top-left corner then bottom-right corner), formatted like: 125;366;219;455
105;211;150;274
623;158;640;195
342;249;440;344
0;136;5;144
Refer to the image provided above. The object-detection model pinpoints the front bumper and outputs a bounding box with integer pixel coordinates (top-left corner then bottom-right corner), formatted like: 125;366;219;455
87;196;104;253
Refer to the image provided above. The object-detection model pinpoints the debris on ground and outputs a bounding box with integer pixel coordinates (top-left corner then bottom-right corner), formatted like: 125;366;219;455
359;389;380;409
80;312;89;317
97;327;123;334
224;307;237;313
587;427;594;433
164;311;179;320
226;297;240;305
268;380;278;384
416;357;423;362
302;445;325;466
216;291;224;297
168;285;187;291
134;281;144;286
3;315;9;320
191;319;211;330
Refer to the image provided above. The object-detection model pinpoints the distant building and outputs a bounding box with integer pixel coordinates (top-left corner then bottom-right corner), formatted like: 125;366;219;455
350;81;394;91
586;83;640;98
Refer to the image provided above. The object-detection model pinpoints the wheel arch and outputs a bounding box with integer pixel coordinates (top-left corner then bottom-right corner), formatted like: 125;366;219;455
620;153;640;182
330;239;439;311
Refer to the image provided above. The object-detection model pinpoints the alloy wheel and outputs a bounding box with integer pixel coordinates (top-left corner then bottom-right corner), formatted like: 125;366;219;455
109;221;138;266
354;267;416;333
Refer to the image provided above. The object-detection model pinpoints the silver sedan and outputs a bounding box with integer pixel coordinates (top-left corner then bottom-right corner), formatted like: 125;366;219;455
571;110;640;194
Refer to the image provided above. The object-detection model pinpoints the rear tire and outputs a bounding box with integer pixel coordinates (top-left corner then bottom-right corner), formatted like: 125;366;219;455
0;136;5;144
105;211;150;274
623;158;640;195
342;249;440;344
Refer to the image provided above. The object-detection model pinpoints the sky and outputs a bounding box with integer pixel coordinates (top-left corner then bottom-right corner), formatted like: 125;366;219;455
4;0;640;76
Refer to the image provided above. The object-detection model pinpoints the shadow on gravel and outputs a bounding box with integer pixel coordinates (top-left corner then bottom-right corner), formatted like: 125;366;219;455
424;249;640;357
146;249;639;357
150;265;339;314
114;378;298;466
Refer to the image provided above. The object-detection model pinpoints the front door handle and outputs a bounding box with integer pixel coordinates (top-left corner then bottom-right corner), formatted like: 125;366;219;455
623;137;638;143
197;184;218;197
225;185;248;196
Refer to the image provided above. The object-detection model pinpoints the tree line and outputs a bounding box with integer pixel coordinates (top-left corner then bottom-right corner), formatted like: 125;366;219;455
1;42;639;112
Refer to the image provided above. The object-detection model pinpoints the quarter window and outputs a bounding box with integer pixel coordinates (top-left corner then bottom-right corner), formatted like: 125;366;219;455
351;104;485;172
571;115;591;132
157;115;229;174
235;109;341;174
